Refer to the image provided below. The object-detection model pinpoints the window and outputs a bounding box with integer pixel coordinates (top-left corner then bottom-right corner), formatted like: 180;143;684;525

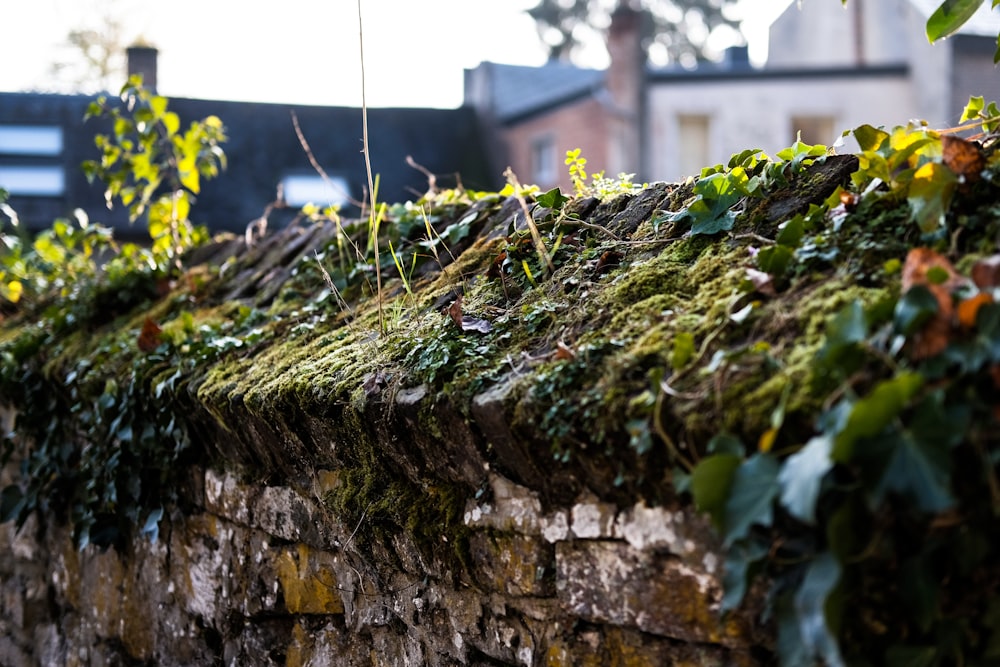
791;116;836;147
531;135;556;186
0;126;63;156
280;174;351;208
677;115;710;179
0;125;65;196
0;166;65;196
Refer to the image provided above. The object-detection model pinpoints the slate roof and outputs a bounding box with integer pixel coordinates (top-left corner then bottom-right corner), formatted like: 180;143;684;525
478;62;605;124
0;92;494;234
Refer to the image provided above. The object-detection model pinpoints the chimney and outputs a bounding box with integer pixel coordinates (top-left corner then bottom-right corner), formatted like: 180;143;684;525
126;45;158;91
606;4;642;114
606;3;644;180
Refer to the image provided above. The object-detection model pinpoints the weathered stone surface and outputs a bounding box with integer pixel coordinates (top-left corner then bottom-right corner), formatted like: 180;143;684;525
275;544;344;615
464;473;544;535
469;531;554;597
555;540;751;648
1;459;767;666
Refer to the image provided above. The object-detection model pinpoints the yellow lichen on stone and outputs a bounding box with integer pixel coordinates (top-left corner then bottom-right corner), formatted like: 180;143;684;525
275;543;343;615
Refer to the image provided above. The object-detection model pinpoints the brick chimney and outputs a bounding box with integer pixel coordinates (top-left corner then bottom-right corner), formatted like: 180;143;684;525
126;45;158;91
607;3;642;114
605;2;644;179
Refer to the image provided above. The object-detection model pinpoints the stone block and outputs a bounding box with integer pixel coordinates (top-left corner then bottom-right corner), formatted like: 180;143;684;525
556;540;751;648
570;498;617;539
463;473;543;535
274;543;344;615
614;502;720;572
204;467;255;526
254;484;337;549
469;531;554;597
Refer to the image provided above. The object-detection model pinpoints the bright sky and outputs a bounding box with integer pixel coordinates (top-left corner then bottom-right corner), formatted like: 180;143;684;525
0;0;791;108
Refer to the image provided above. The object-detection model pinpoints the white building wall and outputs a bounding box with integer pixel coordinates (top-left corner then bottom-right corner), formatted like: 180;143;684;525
647;74;916;182
768;0;911;67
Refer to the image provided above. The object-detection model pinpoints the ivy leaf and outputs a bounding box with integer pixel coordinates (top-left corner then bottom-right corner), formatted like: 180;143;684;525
961;95;985;123
722;536;769;611
794;551;845;667
723;453;780;545
775;215;805;247
779;434;834;524
536;187;568;210
756;245;794;276
894;285;939;336
668;172;744;236
690;453;741;530
873;430;953;513
853;124;890;152
908;162;957;232
926;0;982;42
832;372;924;463
817;300;868;373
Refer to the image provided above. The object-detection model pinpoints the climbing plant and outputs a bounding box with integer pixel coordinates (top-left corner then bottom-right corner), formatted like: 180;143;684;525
82;74;226;266
686;98;1000;666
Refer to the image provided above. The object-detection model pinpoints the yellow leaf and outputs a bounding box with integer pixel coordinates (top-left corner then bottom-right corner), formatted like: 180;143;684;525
180;168;200;194
758;427;778;453
6;280;22;303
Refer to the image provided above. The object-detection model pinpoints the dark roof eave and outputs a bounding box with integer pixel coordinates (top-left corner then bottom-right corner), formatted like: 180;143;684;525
646;63;910;84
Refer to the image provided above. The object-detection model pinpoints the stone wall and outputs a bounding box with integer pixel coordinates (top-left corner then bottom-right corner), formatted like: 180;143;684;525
0;179;809;665
1;463;766;666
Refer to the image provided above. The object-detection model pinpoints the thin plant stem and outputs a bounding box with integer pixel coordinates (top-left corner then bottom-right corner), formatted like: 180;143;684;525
357;0;384;334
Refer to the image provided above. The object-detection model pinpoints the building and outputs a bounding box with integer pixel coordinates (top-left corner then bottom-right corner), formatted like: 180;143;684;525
0;48;493;235
465;0;1000;186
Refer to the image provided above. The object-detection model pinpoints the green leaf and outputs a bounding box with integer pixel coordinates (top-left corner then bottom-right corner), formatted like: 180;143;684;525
162;111;181;137
670;172;745;236
723;453;780;545
794;551;845;667
690;454;741;530
961;95;985;122
721;537;769;611
33;235;66;265
817;300;868;372
707;431;744;456
150;95;168;119
873;430;953;512
908;161;956;232
536;187;568;210
690;209;738;236
833;372;924;462
756;245;794;276
894;285;939;335
778;435;834;524
926;0;983;42
775;215;805;247
853;124;889;152
671;331;695;370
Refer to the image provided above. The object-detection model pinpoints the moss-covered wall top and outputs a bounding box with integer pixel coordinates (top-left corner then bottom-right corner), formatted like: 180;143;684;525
4;123;1000;665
